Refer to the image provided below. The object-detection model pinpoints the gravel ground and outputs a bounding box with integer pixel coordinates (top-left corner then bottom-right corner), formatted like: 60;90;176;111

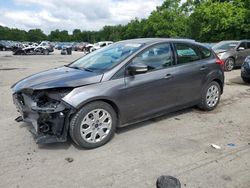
0;50;250;188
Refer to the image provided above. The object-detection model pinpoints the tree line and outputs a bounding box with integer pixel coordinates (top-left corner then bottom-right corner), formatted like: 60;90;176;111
0;0;249;43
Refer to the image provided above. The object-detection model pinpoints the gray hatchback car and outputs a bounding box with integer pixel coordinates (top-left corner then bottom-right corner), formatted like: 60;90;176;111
212;40;250;71
12;38;224;149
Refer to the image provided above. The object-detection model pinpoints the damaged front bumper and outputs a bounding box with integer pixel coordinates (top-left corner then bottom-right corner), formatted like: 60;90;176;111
12;90;75;144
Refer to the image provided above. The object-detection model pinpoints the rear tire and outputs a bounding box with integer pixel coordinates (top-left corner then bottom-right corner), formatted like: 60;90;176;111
69;101;117;149
242;77;250;83
198;81;221;111
224;57;235;71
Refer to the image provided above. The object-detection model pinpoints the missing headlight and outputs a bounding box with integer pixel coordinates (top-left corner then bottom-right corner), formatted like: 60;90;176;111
13;88;75;144
30;88;73;112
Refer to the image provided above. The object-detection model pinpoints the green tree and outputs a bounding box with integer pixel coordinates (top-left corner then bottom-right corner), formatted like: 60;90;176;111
72;29;82;41
146;0;188;38
188;0;249;42
124;18;145;39
27;29;47;42
48;29;70;41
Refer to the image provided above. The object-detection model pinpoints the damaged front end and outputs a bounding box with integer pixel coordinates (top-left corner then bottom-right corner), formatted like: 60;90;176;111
12;88;75;144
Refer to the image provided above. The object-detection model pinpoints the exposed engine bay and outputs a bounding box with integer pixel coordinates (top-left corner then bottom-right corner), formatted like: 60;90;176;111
13;88;75;144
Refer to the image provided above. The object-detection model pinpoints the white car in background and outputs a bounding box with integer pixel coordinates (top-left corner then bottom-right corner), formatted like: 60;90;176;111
90;41;113;52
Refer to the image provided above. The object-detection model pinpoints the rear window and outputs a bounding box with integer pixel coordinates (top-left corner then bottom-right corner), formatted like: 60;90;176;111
174;43;201;64
199;46;212;59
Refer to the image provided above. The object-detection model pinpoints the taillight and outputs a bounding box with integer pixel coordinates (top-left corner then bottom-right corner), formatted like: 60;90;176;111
216;57;224;70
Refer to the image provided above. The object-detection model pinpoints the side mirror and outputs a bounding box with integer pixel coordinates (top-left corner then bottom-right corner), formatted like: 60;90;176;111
238;47;245;51
128;63;148;75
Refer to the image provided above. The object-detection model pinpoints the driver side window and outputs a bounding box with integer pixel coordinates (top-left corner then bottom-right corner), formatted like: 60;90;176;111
131;43;173;71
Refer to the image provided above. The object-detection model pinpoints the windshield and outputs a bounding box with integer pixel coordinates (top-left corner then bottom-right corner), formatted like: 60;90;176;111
69;42;143;72
212;41;239;51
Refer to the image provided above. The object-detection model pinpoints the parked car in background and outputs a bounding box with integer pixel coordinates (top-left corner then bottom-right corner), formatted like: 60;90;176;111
85;44;94;53
241;56;250;83
202;43;215;49
72;42;80;51
13;41;54;55
212;40;250;71
39;41;54;53
74;42;89;51
0;40;12;51
55;42;65;50
90;41;113;52
11;38;224;149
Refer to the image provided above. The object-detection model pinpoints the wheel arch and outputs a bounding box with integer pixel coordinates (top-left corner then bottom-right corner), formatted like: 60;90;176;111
75;98;121;123
227;56;235;61
203;69;224;94
212;78;223;94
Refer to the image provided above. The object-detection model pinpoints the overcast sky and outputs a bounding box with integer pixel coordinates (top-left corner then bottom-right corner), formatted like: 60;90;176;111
0;0;164;34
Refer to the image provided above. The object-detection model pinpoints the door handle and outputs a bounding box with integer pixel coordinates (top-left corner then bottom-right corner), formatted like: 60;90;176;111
164;74;173;80
200;66;208;71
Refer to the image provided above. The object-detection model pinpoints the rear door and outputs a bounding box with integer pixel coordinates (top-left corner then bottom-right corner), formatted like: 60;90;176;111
171;42;211;106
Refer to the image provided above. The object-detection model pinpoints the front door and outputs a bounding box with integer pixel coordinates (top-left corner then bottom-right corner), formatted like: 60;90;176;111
121;43;177;123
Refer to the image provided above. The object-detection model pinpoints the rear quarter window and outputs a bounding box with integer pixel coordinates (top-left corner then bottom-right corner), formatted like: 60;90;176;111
199;46;212;59
174;43;201;64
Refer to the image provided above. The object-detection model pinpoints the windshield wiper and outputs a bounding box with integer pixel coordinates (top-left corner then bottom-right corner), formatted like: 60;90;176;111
82;67;94;72
67;65;93;72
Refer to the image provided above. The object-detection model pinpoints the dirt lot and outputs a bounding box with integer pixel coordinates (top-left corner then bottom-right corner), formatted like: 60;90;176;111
0;50;250;188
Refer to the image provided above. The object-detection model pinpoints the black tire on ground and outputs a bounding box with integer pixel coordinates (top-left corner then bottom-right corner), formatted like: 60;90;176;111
242;76;250;83
156;176;181;188
43;49;49;55
69;101;117;149
224;57;235;71
198;81;221;111
2;47;6;51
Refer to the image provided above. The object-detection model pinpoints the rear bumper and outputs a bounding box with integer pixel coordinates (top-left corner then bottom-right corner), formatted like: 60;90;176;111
13;93;75;144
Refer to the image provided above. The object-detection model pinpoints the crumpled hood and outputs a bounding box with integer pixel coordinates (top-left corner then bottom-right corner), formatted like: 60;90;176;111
213;49;229;54
11;66;103;93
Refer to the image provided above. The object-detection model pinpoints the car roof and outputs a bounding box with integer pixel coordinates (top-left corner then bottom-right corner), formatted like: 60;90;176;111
118;38;197;45
217;40;240;43
217;40;250;43
240;39;250;42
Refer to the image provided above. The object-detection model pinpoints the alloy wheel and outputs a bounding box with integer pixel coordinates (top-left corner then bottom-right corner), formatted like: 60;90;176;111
225;58;234;71
206;85;219;107
80;109;112;143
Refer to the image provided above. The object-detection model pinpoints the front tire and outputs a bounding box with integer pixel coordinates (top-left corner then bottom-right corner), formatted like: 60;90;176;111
224;57;235;71
70;101;117;149
198;81;221;111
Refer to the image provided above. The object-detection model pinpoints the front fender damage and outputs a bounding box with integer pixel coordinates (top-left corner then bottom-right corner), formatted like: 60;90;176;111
13;89;76;144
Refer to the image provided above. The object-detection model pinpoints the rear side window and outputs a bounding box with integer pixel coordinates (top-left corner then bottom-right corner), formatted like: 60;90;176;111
174;43;201;64
199;46;212;59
